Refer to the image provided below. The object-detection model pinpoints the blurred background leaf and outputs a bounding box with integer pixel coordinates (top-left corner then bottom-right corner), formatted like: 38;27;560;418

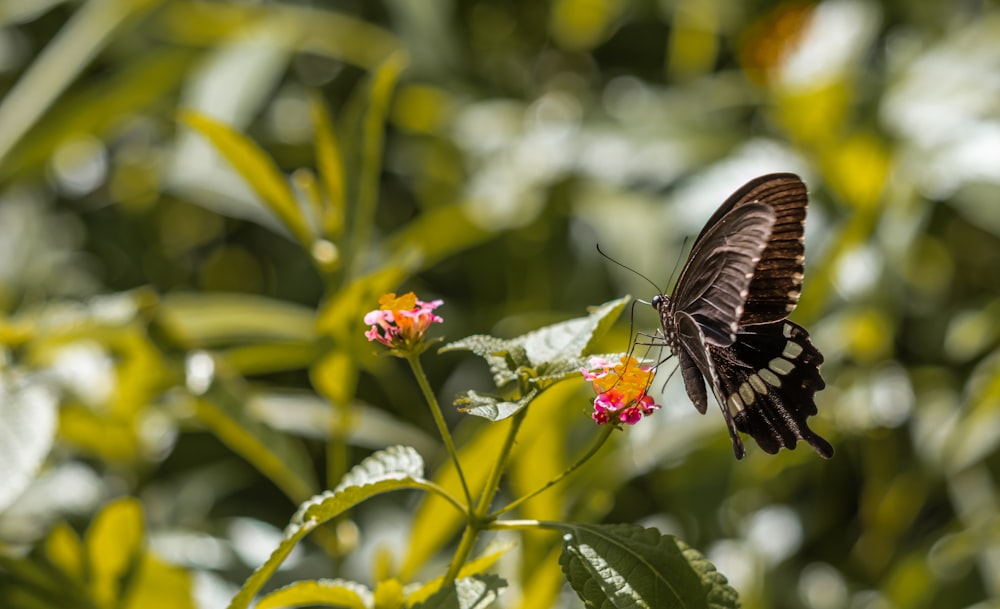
0;1;999;608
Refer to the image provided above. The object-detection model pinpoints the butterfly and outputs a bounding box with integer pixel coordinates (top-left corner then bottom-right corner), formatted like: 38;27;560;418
651;173;833;460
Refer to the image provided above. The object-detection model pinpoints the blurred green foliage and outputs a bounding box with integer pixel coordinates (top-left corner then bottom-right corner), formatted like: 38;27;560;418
1;0;999;608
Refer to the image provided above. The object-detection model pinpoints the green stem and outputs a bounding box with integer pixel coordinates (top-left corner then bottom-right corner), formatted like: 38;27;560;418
443;408;529;584
406;354;473;506
489;424;615;519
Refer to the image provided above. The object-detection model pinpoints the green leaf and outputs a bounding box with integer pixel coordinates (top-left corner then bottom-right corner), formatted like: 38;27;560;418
441;297;630;394
345;51;408;276
455;389;539;422
158;292;316;348
410;574;506;609
0;0;165;170
439;335;527;387
385;204;493;273
226;522;312;609
309;92;345;239
558;523;726;609
0;377;57;512
193;364;318;504
406;543;512;606
229;447;433;609
86;498;145;609
179;110;312;246
255;579;371;609
520;297;630;366
294;445;433;526
674;540;740;609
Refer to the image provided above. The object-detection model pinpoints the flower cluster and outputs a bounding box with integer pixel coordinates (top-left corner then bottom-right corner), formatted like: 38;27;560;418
364;292;443;352
582;355;660;425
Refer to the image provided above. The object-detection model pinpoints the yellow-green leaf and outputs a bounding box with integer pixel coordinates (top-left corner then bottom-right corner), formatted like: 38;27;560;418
44;521;85;582
255;579;370;609
122;553;196;609
309;92;345;239
86;497;145;609
179;110;312;246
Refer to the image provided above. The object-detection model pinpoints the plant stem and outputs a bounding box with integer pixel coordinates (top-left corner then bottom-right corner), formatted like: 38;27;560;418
489;424;615;519
442;408;529;584
406;353;473;506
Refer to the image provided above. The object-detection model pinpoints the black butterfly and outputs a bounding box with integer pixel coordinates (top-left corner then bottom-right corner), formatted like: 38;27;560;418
652;173;832;460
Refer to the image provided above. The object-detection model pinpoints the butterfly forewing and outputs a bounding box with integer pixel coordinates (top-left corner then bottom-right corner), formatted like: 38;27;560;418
697;173;809;325
652;173;831;460
670;202;775;347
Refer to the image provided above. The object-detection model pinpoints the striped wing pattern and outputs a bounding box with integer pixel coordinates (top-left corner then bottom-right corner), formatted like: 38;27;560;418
654;173;832;460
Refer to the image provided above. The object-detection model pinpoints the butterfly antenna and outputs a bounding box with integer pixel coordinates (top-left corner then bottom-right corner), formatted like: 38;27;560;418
596;243;664;298
665;236;691;290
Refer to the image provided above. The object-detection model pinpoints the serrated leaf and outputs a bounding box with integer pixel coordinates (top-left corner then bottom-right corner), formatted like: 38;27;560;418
440;335;527;387
558;523;714;609
674;540;740;609
255;578;371;609
226;523;312;609
294;446;429;525
230;447;432;609
179;110;312;246
521;297;630;366
440;298;629;390
455;389;539;422
410;574;506;609
407;543;513;606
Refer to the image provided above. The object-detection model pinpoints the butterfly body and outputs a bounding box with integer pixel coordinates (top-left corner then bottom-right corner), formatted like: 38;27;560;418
652;173;832;460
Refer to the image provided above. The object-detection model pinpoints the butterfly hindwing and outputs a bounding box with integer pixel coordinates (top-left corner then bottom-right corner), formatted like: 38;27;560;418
711;321;832;458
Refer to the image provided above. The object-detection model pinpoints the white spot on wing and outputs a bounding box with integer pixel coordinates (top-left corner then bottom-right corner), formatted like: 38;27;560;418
760;369;782;387
749;374;768;394
782;340;804;359
769;357;795;375
739;382;756;405
728;393;745;413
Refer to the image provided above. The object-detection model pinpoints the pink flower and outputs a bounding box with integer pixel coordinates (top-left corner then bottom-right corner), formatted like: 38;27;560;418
364;292;443;352
582;356;660;426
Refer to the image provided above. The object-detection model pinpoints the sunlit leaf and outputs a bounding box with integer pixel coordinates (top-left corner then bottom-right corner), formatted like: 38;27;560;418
0;0;165;171
179;110;312;245
0;378;57;512
455;389;539;422
255;578;370;609
86;498;145;609
385;204;493;272
122;553;196;609
558;523;736;609
43;521;85;582
410;574;506;609
344;51;408;276
441;297;630;391
309;92;345;239
373;579;405;609
229;447;436;609
158;292;316;347
401;425;508;580
193;365;318;504
407;543;513;606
